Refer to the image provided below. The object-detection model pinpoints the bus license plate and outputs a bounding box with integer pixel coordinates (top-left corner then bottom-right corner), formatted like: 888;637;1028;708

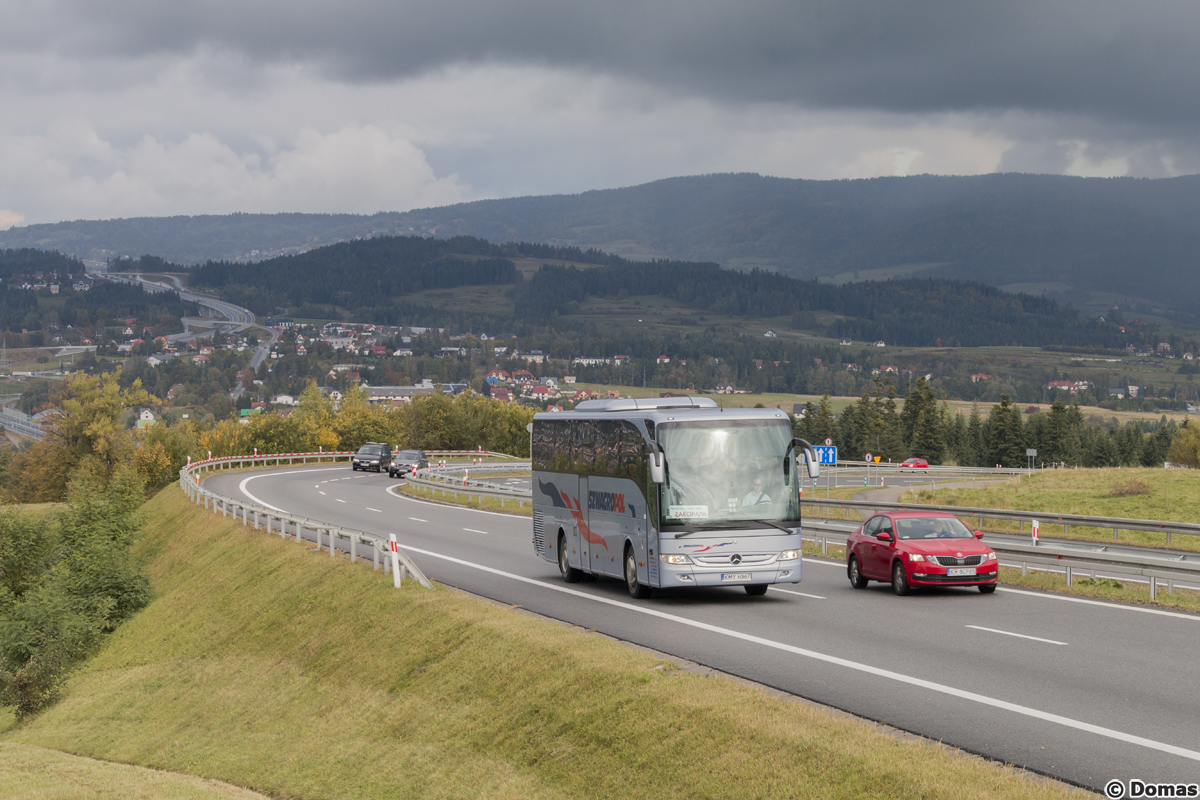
721;572;751;582
948;567;976;576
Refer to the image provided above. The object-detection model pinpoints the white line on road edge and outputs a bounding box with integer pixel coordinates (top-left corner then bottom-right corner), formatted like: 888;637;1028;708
336;499;346;503
367;508;382;513
462;528;489;535
409;517;427;522
237;467;347;512
397;542;1200;765
966;625;1068;645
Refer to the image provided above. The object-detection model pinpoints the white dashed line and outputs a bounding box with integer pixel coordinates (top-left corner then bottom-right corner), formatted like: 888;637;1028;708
410;517;428;522
336;498;346;504
367;508;382;513
318;491;326;495
463;528;489;535
966;625;1068;645
770;587;826;600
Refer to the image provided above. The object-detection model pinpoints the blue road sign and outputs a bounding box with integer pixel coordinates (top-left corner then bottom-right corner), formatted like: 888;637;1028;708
813;446;838;465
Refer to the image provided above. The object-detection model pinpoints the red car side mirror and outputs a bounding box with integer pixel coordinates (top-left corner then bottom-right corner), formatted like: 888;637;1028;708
974;531;984;539
875;532;892;541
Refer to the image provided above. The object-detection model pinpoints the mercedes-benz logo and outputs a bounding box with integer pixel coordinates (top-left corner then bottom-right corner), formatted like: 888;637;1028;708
730;553;743;565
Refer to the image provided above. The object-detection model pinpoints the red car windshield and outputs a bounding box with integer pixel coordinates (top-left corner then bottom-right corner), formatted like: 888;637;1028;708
895;517;973;540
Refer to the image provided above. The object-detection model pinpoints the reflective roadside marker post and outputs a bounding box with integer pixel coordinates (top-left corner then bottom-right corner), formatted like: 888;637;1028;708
1032;519;1039;546
389;534;403;588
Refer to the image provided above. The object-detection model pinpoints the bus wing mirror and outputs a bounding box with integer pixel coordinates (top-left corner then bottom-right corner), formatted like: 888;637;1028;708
649;450;665;484
793;438;821;480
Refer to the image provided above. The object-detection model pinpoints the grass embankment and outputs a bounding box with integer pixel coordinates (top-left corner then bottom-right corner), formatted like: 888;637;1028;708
0;487;1079;799
0;743;268;800
899;468;1200;552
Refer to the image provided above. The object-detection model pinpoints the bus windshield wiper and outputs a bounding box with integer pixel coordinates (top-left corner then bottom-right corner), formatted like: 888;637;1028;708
672;523;738;538
747;519;800;533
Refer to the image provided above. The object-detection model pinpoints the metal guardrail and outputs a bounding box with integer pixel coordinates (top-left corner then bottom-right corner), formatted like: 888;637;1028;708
179;452;432;588
406;463;532;510
797;519;1200;600
800;498;1200;546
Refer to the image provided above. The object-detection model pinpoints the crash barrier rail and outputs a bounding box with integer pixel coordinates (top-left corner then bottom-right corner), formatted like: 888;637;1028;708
834;460;1030;476
179;452;432;588
798;518;1200;600
799;497;1200;546
405;464;532;510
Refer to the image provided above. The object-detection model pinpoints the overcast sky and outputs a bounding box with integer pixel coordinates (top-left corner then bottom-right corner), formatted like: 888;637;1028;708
2;0;1198;228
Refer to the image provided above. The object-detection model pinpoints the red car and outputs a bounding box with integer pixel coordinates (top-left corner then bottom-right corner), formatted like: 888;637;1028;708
899;457;929;470
846;511;998;595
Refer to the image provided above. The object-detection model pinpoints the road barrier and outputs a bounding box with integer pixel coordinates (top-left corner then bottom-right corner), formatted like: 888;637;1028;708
405;462;533;510
799;519;1200;600
179;452;432;588
799;498;1200;546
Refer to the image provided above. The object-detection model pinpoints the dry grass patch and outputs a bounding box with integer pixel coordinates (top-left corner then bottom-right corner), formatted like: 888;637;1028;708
0;742;268;799
1108;478;1152;497
1;488;1082;799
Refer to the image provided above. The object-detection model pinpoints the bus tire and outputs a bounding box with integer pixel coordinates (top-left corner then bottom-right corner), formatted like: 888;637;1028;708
744;584;768;596
558;533;583;583
624;544;652;599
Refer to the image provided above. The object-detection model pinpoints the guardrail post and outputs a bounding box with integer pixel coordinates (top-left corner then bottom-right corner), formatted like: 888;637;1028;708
373;545;380;571
1065;566;1072;586
350;535;357;563
242;506;248;526
329;529;336;558
295;521;302;543
1113;527;1118;542
1149;576;1157;600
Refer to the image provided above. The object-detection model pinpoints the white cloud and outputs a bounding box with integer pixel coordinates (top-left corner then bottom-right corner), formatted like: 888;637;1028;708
0;210;24;230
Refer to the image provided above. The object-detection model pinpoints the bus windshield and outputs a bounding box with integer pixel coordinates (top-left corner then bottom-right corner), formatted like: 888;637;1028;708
658;420;799;528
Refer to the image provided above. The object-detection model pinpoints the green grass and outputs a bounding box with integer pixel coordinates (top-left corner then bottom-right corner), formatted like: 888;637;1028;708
899;468;1200;552
0;488;1080;799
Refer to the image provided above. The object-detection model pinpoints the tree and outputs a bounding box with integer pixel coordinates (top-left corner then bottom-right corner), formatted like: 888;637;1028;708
1168;422;1200;468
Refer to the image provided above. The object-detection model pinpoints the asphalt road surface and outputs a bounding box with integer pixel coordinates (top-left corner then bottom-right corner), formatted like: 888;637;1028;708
206;465;1200;792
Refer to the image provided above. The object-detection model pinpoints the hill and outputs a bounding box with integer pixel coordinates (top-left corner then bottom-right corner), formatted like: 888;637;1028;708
3;173;1198;316
0;487;1075;799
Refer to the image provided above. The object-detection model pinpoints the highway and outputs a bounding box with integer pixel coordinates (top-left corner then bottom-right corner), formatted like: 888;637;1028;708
101;272;279;395
206;464;1200;793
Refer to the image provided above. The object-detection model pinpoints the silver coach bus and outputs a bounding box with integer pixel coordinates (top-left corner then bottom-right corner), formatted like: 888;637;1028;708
531;396;820;598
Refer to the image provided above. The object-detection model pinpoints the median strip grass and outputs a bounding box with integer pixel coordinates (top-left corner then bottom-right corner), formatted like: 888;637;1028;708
1;487;1080;799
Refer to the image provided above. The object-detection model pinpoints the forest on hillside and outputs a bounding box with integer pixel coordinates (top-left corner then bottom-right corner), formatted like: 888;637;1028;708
5;173;1198;315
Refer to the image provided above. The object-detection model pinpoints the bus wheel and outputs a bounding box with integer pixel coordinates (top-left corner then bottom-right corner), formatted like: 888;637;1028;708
624;545;652;599
558;533;582;583
744;584;768;596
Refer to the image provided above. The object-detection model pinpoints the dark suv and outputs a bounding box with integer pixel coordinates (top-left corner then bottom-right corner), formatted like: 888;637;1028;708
352;442;391;472
388;449;429;478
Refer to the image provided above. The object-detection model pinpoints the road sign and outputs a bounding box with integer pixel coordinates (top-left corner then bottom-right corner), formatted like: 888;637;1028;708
824;437;833;446
874;456;881;464
812;446;837;465
863;452;872;462
1026;448;1038;457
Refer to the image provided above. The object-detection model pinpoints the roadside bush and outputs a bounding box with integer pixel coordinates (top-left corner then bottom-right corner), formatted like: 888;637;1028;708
1107;478;1152;497
0;467;151;717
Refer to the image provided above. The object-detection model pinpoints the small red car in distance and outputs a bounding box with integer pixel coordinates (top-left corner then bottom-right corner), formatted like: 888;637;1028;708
899;457;929;470
846;511;998;595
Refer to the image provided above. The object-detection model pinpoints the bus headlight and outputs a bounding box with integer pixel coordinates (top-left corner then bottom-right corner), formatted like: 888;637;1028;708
660;554;693;565
778;549;800;561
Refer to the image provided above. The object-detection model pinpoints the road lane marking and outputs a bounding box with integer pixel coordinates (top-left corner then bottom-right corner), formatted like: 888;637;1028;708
318;491;326;495
770;587;826;599
463;528;489;535
237;467;347;511
336;498;346;504
367;508;382;513
409;517;428;522
396;542;1200;766
996;586;1200;622
966;625;1067;645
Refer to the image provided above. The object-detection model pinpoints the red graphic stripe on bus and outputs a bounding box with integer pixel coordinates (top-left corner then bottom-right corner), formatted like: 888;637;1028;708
562;490;608;550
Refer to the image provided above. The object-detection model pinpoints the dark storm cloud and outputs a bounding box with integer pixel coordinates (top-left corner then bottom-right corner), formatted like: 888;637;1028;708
28;0;1200;129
